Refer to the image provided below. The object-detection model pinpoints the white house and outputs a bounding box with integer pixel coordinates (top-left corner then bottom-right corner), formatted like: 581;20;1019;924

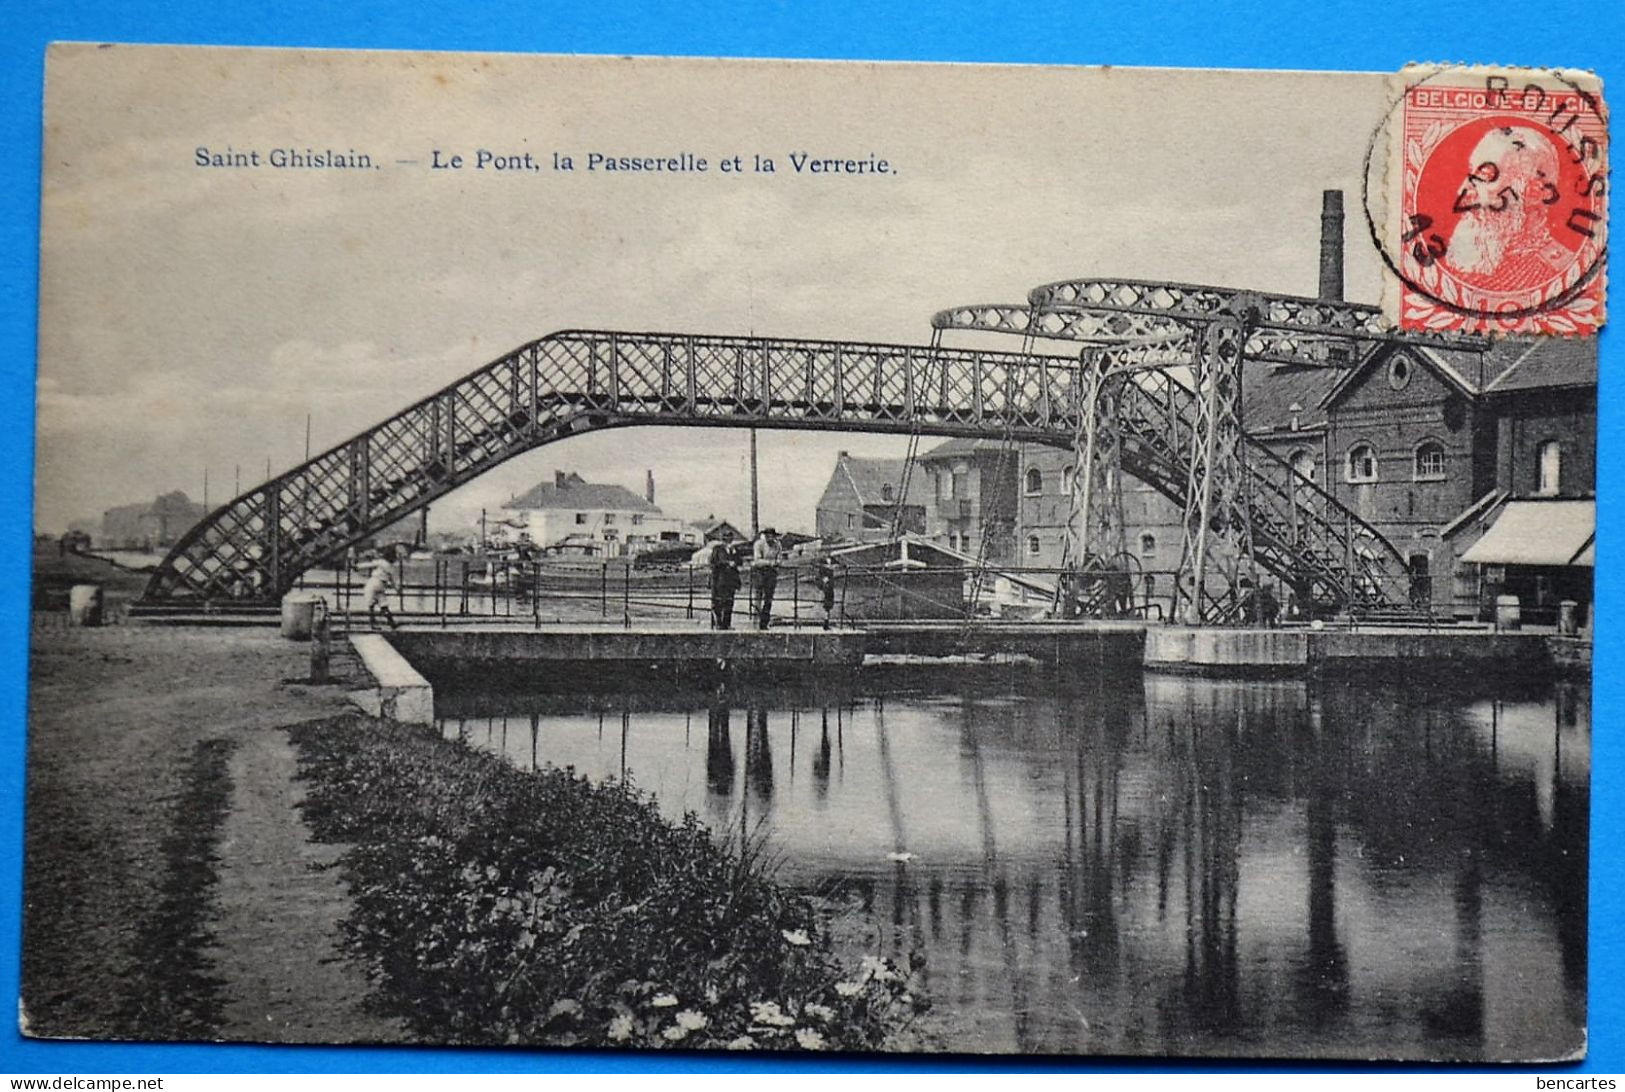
498;470;686;557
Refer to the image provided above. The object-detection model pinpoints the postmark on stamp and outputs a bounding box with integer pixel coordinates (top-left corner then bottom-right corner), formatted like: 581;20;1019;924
1365;64;1608;336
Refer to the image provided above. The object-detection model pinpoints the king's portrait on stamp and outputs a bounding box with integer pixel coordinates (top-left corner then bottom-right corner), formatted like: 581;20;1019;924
1374;65;1607;336
23;47;1600;1065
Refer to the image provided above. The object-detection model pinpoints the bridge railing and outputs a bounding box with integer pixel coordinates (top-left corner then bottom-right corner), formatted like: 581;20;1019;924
300;554;1454;635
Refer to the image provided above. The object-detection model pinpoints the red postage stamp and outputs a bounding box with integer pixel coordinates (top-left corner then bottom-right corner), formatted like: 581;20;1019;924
1379;66;1607;336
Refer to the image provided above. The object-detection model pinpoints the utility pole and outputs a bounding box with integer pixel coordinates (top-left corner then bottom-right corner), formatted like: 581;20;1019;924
203;467;209;510
749;428;760;537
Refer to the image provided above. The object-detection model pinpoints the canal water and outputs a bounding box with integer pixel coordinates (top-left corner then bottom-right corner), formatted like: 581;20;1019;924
436;667;1587;1061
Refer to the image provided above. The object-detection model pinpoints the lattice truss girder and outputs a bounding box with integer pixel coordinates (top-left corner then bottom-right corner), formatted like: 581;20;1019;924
932;303;1366;370
1173;319;1254;624
146;283;1449;610
1025;278;1492;348
1054;348;1129;616
931;285;1471;619
146;332;1089;603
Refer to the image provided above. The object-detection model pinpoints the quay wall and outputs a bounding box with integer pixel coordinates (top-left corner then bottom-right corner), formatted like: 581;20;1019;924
338;626;1574;709
386;627;865;687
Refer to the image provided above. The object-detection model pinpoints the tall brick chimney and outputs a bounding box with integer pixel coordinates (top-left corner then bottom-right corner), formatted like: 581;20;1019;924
554;469;567;489
1319;189;1345;301
645;469;655;505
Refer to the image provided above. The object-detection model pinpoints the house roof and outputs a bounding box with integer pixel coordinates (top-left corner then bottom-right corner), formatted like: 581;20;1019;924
1320;342;1479;411
1241;362;1342;433
837;455;919;506
918;437;1010;460
504;472;659;512
1321;335;1596;411
1482;337;1598;393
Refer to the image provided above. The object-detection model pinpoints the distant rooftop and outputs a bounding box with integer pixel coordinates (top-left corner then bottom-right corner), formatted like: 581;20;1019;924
836;454;920;506
504;471;659;512
919;437;1008;460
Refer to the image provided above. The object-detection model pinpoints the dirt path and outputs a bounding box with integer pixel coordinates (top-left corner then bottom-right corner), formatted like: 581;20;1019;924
23;622;400;1044
210;726;404;1043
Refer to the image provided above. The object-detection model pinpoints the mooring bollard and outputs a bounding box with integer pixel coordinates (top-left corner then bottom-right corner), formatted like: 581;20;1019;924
280;592;319;641
1558;599;1578;637
67;584;104;627
310;600;331;682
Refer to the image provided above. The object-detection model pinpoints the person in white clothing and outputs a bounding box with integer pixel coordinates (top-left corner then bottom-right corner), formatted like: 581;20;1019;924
362;557;399;630
751;528;781;630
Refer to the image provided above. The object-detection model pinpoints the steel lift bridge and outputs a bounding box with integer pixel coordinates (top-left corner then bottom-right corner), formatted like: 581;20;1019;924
140;277;1487;623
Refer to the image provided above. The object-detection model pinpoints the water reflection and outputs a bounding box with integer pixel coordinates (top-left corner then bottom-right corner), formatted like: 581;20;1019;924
437;668;1587;1061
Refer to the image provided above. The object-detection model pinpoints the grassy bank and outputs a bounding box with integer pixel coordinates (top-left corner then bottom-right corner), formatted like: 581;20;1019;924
23;625;389;1043
289;716;923;1051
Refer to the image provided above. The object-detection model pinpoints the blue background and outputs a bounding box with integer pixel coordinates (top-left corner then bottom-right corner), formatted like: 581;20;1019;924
1;0;1619;1075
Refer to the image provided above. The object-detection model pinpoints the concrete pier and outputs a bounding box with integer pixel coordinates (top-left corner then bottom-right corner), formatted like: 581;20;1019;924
1143;626;1307;675
1142;624;1556;675
348;633;435;724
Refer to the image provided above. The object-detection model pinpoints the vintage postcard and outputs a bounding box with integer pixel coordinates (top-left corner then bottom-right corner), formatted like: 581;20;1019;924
26;45;1598;1062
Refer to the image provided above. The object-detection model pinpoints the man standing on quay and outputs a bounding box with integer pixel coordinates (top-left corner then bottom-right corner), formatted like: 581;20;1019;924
752;528;781;630
709;544;741;630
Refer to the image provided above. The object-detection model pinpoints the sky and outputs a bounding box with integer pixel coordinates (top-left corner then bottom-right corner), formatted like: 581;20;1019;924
34;47;1392;536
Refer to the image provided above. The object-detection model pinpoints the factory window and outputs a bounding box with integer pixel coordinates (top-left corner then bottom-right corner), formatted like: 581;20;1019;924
1026;535;1041;556
1024;467;1043;495
881;483;895;503
603;513;616;525
1140;533;1157;558
1346;443;1378;484
1388;355;1412;390
1061;465;1075;493
847;513;856;529
1289;449;1316;482
1414;441;1446;481
1538;440;1562;495
632;514;645;525
574;512;587;525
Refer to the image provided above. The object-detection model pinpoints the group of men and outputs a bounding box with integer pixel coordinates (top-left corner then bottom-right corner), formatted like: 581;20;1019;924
353;530;841;633
707;529;837;631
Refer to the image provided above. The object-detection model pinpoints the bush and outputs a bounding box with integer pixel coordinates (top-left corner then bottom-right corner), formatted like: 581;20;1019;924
290;716;921;1051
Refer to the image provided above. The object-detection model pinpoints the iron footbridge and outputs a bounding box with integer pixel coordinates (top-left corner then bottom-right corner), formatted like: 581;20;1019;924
140;278;1486;622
